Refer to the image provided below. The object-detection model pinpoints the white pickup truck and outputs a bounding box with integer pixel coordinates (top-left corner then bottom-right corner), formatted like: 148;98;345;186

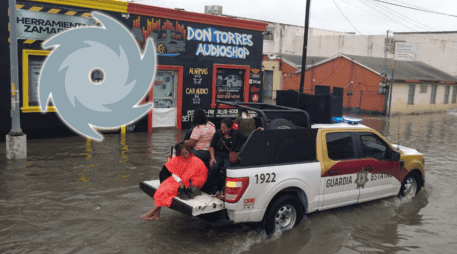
140;102;425;235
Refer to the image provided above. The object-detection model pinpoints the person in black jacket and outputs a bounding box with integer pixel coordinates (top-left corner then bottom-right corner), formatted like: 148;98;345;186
207;118;253;196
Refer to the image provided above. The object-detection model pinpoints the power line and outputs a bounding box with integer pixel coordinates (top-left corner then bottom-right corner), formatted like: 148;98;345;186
358;0;457;43
370;0;457;18
367;0;457;41
359;0;421;32
340;0;394;26
370;1;457;42
370;1;429;30
329;1;388;50
333;0;362;35
393;0;430;11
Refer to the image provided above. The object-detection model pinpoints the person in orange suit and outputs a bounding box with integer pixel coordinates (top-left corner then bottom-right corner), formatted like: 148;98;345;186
140;143;208;221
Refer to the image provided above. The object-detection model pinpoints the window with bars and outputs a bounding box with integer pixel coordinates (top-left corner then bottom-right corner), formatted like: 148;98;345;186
420;84;428;93
444;85;451;104
430;85;437;104
408;84;415;105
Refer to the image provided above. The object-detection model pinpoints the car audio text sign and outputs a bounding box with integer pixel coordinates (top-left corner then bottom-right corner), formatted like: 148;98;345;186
16;9;96;41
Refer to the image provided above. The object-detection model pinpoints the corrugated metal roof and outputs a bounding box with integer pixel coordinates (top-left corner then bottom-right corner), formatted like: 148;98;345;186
275;53;457;82
341;55;457;82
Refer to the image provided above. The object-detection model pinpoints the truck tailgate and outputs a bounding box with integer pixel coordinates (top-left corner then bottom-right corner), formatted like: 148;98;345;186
140;180;225;216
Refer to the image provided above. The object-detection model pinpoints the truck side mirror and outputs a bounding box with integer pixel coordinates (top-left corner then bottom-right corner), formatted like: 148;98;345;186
391;150;401;161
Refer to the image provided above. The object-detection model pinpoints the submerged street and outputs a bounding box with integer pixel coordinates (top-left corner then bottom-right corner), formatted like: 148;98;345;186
1;111;457;254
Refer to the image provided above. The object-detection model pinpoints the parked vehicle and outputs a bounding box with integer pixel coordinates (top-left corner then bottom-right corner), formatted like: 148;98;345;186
224;75;242;88
149;29;185;54
140;101;425;235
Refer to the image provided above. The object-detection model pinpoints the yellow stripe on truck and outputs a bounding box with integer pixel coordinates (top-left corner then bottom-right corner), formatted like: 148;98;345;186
48;8;61;14
65;10;77;16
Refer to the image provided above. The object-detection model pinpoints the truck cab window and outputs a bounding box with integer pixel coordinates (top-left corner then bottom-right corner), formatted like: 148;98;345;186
326;133;355;160
360;134;389;160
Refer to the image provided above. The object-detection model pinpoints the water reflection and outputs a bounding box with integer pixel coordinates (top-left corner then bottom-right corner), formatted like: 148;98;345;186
116;133;131;186
118;133;129;164
77;138;98;190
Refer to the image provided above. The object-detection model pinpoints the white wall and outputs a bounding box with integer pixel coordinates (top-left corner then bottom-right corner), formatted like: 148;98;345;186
293;35;394;59
262;23;352;55
394;33;457;76
289;33;457;77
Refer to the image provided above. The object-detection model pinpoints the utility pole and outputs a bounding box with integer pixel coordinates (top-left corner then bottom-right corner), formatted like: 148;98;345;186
6;0;27;160
384;30;389;75
383;30;390;115
299;0;312;94
388;41;396;117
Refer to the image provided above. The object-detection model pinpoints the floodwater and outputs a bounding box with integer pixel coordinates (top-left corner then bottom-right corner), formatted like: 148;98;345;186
1;112;457;254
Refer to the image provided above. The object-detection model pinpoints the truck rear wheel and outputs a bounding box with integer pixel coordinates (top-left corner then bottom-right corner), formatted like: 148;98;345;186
263;194;303;235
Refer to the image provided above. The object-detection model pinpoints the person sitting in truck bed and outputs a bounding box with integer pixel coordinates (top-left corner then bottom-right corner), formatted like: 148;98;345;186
140;143;208;221
207;118;246;196
207;118;264;197
184;108;216;168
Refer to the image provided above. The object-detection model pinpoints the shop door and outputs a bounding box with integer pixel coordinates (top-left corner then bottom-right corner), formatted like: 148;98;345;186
152;71;177;128
264;70;273;98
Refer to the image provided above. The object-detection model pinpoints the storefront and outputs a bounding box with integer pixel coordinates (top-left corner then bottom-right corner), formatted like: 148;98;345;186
0;0;267;139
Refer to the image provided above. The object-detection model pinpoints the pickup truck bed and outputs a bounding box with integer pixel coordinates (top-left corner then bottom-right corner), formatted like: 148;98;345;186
140;180;226;216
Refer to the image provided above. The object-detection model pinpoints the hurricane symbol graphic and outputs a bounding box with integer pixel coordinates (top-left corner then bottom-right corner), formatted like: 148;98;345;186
39;12;156;140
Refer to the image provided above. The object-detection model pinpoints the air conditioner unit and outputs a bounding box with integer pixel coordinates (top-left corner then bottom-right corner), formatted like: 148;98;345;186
385;37;395;54
204;5;223;15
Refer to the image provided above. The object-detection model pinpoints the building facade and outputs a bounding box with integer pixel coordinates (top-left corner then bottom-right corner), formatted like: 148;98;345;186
390;82;457;114
281;54;457;115
260;57;281;100
0;0;267;139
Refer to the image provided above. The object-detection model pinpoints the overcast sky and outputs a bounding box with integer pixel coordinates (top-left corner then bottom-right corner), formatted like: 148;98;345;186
136;0;457;35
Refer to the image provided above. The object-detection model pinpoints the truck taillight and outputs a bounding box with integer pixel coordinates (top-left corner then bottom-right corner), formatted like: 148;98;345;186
225;177;249;203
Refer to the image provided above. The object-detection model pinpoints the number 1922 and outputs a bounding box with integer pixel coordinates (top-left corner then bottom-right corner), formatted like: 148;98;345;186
255;173;276;184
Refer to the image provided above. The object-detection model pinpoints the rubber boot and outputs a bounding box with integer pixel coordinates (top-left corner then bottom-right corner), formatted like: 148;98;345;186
177;186;188;200
185;188;193;199
190;186;201;197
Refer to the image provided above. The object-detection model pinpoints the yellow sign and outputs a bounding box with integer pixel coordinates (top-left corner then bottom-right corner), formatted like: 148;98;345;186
186;88;209;94
189;68;208;75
